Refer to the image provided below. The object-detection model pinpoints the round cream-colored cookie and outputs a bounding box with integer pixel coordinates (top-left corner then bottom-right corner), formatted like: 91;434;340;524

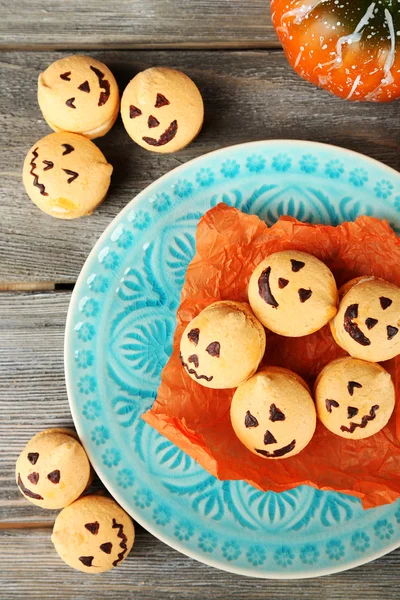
52;495;135;573
38;55;119;139
248;250;338;337
22;132;113;219
16;428;91;509
330;277;400;362
121;67;204;153
230;367;316;459
315;357;395;439
180;301;266;389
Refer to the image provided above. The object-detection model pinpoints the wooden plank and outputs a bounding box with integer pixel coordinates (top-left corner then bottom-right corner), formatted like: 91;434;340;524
2;49;400;285
1;292;400;594
0;526;399;598
2;50;400;285
0;1;276;50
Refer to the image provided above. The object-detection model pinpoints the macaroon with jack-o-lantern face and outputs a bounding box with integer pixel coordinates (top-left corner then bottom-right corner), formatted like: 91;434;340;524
180;301;266;389
52;495;135;573
230;367;316;459
315;357;395;439
330;277;400;362
22;132;112;219
38;55;119;139
248;250;338;337
121;67;204;153
16;428;91;509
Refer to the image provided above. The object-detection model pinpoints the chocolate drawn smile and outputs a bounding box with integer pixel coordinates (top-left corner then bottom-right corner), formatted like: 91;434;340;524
29;148;48;196
340;405;379;433
143;120;178;147
255;439;296;458
180;354;213;382
344;304;371;346
17;473;43;500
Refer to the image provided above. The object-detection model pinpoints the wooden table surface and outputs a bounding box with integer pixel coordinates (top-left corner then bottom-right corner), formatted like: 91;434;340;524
1;2;399;598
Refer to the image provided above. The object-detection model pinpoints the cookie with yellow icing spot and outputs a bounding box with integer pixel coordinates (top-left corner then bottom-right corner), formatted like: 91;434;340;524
22;132;112;219
52;495;135;573
16;428;91;509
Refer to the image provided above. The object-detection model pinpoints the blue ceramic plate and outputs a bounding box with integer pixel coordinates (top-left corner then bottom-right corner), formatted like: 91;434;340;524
65;141;400;579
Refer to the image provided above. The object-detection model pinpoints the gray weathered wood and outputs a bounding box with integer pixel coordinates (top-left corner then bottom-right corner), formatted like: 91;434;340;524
1;291;400;597
2;50;400;285
0;1;276;50
0;527;399;598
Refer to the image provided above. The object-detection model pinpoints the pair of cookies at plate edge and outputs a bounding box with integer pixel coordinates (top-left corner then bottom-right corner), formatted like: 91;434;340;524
180;250;399;458
16;428;134;573
23;55;203;219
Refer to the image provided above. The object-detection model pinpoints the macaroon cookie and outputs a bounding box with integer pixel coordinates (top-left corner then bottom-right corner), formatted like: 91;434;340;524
121;67;204;153
330;276;400;362
248;250;338;337
16;428;91;509
52;495;135;573
38;55;119;139
180;301;266;389
230;367;316;459
22;132;113;219
315;357;395;440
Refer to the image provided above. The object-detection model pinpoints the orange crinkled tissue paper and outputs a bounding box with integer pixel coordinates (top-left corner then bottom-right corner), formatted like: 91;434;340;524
143;203;400;509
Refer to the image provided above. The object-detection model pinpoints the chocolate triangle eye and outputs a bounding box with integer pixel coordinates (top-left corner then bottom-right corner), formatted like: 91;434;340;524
380;297;392;310
291;259;305;272
387;325;399;340
130;105;142;118
85;521;100;535
206;341;220;357
155;93;170;108
79;556;94;567
264;430;277;445
78;80;90;93
62;143;74;155
245;411;259;428
47;469;60;484
270;404;285;422
187;328;199;345
27;452;39;465
298;288;312;303
347;381;362;396
325;399;339;413
278;278;289;289
60;71;71;81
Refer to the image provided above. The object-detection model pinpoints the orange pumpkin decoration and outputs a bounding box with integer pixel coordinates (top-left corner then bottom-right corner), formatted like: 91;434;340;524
271;1;400;101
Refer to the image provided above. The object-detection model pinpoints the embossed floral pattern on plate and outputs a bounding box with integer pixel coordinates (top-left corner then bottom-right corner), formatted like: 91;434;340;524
66;141;400;578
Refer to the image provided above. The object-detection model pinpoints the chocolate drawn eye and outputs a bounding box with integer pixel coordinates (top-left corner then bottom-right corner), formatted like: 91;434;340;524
27;452;39;465
63;168;79;183
269;404;285;422
155;93;170;108
206;342;220;357
42;160;54;171
325;399;339;413
129;105;142;118
245;411;259;428
380;297;392;310
85;522;100;535
347;381;362;396
387;325;399;340
66;97;76;109
60;72;71;81
298;288;312;303
47;469;60;484
187;328;199;345
291;259;305;272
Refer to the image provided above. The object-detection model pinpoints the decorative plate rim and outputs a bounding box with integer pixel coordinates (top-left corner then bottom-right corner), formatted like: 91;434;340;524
65;140;400;579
